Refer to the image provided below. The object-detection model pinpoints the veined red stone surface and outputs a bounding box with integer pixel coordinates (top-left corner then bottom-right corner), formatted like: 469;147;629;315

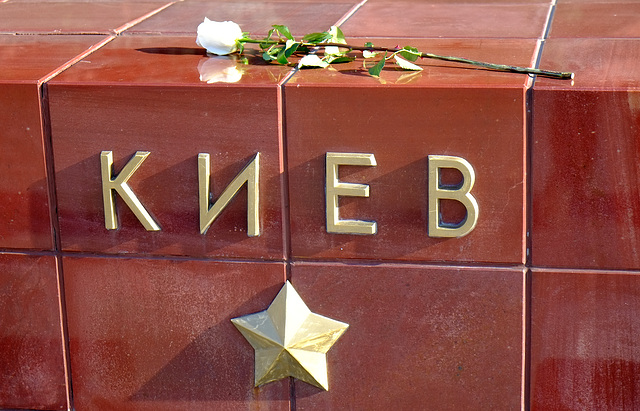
0;253;66;410
63;256;288;410
0;34;109;251
291;263;525;409
47;35;290;259
285;37;533;264
532;38;640;269
531;269;640;410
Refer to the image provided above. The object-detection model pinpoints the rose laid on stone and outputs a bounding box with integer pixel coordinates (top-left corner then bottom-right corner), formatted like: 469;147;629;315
195;19;573;80
196;18;243;55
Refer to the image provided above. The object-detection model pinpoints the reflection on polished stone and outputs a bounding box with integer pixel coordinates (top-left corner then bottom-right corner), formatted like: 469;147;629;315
198;55;244;84
231;281;348;390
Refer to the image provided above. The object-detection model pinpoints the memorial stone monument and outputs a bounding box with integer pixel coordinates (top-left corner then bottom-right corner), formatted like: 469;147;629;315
1;0;639;409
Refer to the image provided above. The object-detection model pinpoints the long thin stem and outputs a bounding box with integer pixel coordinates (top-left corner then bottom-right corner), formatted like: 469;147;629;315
239;39;574;79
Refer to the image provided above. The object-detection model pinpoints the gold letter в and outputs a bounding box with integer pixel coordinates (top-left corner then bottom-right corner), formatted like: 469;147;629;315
326;152;377;235
198;153;260;236
100;151;160;231
428;155;479;238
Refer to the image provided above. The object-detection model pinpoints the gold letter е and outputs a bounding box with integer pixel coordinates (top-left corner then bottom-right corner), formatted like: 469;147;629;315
326;152;377;235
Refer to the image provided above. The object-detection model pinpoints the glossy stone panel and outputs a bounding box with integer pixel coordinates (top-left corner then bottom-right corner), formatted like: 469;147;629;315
530;269;640;410
286;38;534;263
549;2;640;38
63;256;288;411
0;34;109;82
125;1;357;36
0;253;67;410
532;39;640;269
340;2;550;38
48;36;289;259
0;1;172;34
0;35;108;251
0;84;53;251
366;0;545;2
290;263;525;409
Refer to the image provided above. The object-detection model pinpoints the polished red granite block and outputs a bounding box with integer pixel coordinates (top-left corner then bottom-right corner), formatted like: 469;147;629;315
0;34;108;251
63;256;288;410
366;0;546;2
340;2;550;38
530;269;640;410
286;38;536;263
0;1;172;34
0;253;67;410
549;2;640;38
290;262;524;409
532;38;640;269
125;1;358;36
48;35;290;259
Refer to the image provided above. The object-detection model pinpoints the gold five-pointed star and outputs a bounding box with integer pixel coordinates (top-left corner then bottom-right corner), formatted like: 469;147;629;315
231;281;348;390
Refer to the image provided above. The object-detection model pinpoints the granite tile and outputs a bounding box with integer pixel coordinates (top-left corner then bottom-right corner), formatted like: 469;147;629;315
0;1;172;34
0;34;108;251
0;84;54;251
532;38;640;269
530;269;640;410
47;35;289;259
125;1;357;36
285;38;537;264
365;0;547;2
340;2;551;38
290;262;525;409
549;2;640;38
0;253;67;410
63;256;288;411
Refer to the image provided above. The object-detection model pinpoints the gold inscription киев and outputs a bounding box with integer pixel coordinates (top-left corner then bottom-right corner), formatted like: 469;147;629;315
98;150;479;239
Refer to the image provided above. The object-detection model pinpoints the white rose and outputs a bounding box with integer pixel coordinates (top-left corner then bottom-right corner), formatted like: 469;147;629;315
197;56;243;84
196;18;243;55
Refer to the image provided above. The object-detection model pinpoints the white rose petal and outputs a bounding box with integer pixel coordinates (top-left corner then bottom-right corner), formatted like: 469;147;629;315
196;18;243;55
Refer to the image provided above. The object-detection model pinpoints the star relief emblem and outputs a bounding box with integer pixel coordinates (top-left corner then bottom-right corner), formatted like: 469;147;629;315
231;281;349;390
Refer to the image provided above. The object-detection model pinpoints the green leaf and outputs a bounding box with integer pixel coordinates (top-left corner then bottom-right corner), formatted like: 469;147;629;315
272;24;294;40
235;40;245;54
394;55;423;71
302;31;331;44
399;46;421;62
329;26;346;44
276;47;289;65
263;51;274;62
326;55;355;64
324;45;346;57
368;53;387;77
284;40;300;58
264;45;283;62
265;28;275;41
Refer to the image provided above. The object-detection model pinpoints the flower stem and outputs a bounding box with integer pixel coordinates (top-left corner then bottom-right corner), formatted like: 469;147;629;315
239;39;574;79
